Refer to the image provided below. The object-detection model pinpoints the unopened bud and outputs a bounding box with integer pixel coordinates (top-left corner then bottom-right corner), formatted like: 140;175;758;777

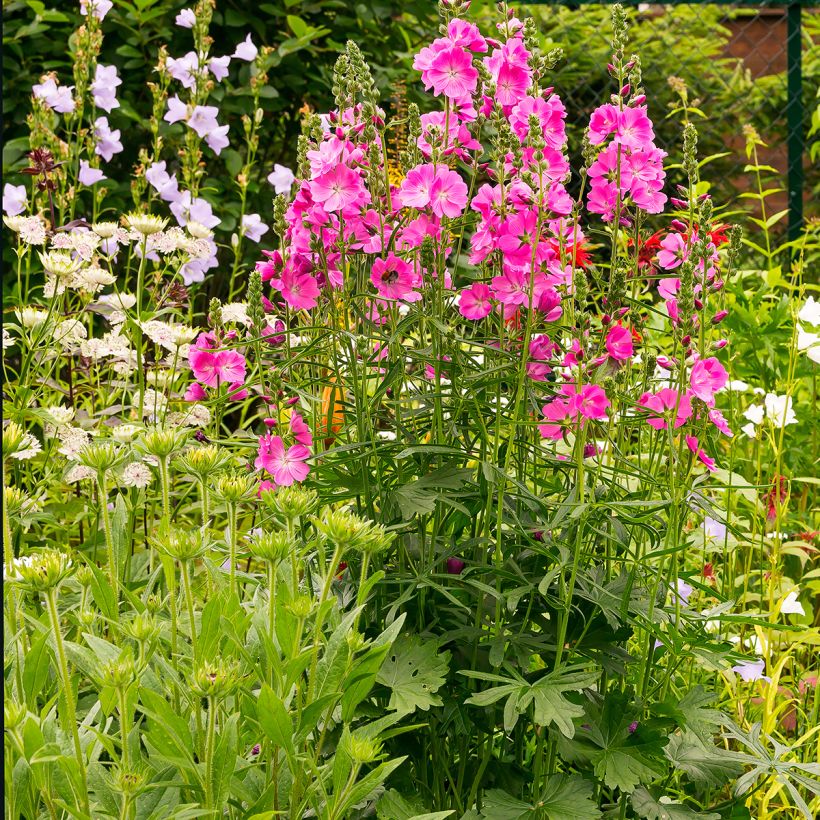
711;310;728;325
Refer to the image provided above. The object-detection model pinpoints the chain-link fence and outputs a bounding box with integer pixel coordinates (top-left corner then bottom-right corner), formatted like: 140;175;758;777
522;1;817;240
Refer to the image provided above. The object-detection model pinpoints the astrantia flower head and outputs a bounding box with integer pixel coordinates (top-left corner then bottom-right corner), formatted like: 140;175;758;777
122;212;168;236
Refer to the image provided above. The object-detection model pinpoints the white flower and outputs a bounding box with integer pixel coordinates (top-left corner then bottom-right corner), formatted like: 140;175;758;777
740;422;757;439
11;433;42;460
763;392;798;427
15;307;50;330
779;590;805;616
797;326;820;364
220;302;251;327
798;295;820;327
58;426;92;459
138;389;168;420
121;462;152;488
45;406;75;426
66;464;96;483
2;328;13;350
742;403;764;426
376;430;397;441
267;164;295;194
111;424;141;443
52;319;87;349
727;379;749;392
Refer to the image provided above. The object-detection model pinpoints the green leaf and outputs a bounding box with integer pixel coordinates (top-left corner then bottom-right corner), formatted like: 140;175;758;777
286;14;308;37
377;636;450;715
211;713;238;809
529;668;597;739
656;686;727;740
663;731;744;787
23;632;50;706
257;685;293;756
631;788;720;820
377;788;454;820
537;775;602;820
480;789;533;820
557;692;668;794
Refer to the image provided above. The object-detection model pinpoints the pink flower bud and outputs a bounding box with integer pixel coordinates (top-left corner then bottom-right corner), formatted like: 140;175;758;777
607;63;616;72
713;339;728;349
656;355;676;370
624;60;635;71
681;335;691;347
712;279;724;292
670;219;688;232
446;557;465;575
712;310;728;325
601;313;612;325
632;94;646;105
616;307;630;318
620;83;630;97
694;298;704;310
670;197;688;208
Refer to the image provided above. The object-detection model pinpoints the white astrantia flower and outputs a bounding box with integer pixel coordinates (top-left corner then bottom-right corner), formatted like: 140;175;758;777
15;307;50;330
763;392;798;427
121;461;152;488
743;403;765;426
52;319;88;349
11;433;42;460
779;590;805;616
798;295;820;326
111;423;141;443
4;215;47;245
140;320;198;351
58;426;92;459
45;405;75;426
65;464;96;483
220;302;251;327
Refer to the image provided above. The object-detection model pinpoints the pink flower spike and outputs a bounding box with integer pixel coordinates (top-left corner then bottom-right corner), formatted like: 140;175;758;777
310;164;366;212
430;167;468;218
573;384;610;421
686;435;717;472
276;268;320;311
690;357;728;404
255;434;310;486
371;253;421;302
605;325;633;361
290;411;313;447
184;382;208;401
458;283;494;320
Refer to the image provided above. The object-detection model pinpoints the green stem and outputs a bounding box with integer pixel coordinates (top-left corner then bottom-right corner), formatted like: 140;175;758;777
46;589;90;816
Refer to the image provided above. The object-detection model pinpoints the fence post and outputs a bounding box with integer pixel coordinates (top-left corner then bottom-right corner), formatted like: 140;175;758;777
786;1;803;245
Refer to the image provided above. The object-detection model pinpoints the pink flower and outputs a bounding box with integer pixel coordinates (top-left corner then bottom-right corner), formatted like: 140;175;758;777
430;167;468;218
290;412;313;447
255;434;310;486
539;398;571;440
690;357;728;404
275;268;320;311
638;388;692;430
686;435;717;472
708;408;733;437
399;164;436;210
310;164;366;212
184;382;208;401
371;253;421;302
615;106;655;150
605;325;633;361
657;232;688;270
426;45;478;100
458;283;494;320
588;104;620;145
189;336;247;388
492;268;531;308
572;384;610;420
